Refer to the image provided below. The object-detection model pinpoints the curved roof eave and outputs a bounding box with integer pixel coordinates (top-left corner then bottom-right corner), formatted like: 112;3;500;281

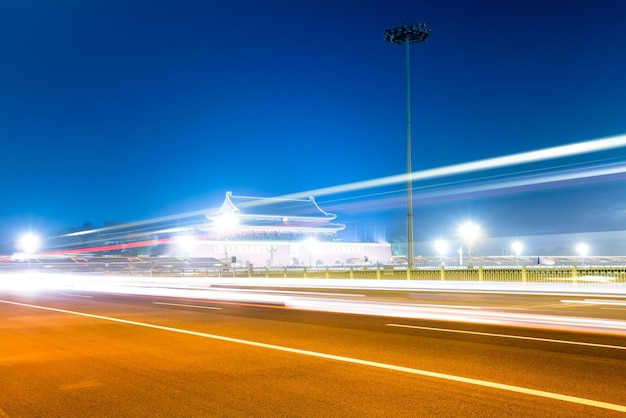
208;192;337;220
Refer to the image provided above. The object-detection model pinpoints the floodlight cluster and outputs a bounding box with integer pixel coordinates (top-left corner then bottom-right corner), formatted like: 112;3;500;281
384;23;431;44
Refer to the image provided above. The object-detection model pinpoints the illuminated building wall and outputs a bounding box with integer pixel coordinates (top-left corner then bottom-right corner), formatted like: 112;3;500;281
173;192;392;266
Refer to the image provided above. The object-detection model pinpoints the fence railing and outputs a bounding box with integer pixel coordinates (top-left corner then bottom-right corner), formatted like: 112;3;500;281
103;265;626;286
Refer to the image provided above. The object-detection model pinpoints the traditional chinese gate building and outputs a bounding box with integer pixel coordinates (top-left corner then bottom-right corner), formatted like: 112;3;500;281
177;192;391;267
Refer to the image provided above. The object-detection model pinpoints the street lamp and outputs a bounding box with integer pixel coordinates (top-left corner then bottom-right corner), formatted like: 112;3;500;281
19;233;40;255
434;239;447;266
305;237;318;267
576;242;589;266
459;221;480;268
384;22;431;274
177;235;196;267
511;240;523;266
216;213;239;263
19;233;40;268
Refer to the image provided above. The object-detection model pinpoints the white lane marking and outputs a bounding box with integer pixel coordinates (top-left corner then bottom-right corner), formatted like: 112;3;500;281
562;299;626;306
215;288;365;297
153;302;222;310
408;303;482;310
386;323;626;351
2;299;625;413
61;294;93;298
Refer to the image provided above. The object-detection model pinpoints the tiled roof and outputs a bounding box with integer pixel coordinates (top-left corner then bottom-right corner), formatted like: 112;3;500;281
212;192;336;220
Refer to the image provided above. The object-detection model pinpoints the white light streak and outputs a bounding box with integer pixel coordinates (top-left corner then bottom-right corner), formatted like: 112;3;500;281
3;274;625;333
44;133;626;247
277;134;626;200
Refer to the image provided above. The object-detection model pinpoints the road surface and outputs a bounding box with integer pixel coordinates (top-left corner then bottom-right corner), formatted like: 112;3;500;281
1;283;625;417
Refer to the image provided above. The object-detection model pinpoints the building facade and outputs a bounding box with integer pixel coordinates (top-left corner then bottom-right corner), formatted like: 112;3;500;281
174;192;391;267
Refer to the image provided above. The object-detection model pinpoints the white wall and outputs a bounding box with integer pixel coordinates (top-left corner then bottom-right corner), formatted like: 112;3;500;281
174;240;392;267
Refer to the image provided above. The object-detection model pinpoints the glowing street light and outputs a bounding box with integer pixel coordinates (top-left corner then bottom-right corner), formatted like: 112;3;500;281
459;221;480;268
177;235;196;267
216;212;239;232
434;239;447;266
511;240;524;266
19;233;40;255
384;22;431;274
215;213;239;262
576;242;589;266
304;237;318;267
18;233;40;268
177;235;196;253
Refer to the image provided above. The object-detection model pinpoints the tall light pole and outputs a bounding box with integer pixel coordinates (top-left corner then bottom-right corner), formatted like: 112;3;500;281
384;23;431;274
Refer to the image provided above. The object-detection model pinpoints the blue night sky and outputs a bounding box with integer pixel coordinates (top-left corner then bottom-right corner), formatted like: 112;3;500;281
1;0;626;251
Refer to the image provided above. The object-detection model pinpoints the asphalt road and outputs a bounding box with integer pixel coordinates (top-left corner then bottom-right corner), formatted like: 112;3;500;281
1;286;626;417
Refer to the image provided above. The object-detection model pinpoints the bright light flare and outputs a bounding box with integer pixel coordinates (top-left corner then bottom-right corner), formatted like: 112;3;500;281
577;242;590;257
19;233;40;254
434;239;448;256
176;235;196;253
0;272;73;293
304;237;318;251
215;213;240;232
459;221;480;243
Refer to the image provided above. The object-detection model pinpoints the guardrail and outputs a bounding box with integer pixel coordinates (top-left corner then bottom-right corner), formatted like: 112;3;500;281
3;258;625;286
101;265;626;286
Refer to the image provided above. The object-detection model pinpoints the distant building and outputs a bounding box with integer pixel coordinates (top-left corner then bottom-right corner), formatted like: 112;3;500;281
175;192;391;267
206;191;345;241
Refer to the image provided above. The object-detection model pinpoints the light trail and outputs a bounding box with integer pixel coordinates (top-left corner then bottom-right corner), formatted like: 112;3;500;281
321;160;626;212
38;133;626;252
3;274;625;334
277;133;626;201
407;161;626;206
